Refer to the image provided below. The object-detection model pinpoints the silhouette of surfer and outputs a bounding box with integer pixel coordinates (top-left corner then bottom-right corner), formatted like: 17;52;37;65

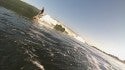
36;7;44;18
33;7;44;19
40;7;44;14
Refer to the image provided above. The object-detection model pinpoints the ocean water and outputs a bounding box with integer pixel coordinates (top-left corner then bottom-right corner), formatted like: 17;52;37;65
0;7;125;70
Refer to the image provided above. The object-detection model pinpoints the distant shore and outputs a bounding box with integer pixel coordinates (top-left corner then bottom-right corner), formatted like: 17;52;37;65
92;46;125;64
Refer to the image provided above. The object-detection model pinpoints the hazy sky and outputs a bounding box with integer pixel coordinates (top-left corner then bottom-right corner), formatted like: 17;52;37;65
23;0;125;60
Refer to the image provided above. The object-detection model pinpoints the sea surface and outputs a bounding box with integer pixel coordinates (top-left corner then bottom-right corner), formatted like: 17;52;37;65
0;7;125;70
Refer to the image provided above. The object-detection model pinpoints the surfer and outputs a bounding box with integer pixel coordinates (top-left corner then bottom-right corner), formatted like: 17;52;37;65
39;7;44;15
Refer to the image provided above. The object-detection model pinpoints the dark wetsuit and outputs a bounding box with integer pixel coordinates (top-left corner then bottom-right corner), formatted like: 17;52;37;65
40;8;44;14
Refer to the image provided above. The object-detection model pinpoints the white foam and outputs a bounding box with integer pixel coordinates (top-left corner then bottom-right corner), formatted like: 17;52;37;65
31;60;45;70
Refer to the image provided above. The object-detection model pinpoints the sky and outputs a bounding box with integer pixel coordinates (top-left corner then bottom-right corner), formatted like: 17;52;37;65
22;0;125;60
